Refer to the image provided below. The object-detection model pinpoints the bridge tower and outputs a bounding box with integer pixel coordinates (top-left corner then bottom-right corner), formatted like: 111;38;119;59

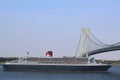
78;28;91;58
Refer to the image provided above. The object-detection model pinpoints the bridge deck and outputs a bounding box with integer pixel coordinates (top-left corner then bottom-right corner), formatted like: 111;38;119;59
83;45;120;57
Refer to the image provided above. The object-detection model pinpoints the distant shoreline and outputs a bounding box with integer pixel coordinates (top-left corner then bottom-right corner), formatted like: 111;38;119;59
96;60;120;65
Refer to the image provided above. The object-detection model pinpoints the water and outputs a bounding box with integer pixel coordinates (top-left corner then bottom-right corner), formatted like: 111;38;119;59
0;65;120;80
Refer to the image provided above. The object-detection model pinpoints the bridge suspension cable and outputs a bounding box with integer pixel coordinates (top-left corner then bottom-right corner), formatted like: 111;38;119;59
90;32;120;46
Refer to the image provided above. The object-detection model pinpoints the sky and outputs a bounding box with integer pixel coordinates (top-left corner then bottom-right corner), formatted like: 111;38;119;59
0;0;120;60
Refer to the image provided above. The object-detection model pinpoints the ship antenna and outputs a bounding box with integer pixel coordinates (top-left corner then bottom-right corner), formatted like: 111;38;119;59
26;52;29;63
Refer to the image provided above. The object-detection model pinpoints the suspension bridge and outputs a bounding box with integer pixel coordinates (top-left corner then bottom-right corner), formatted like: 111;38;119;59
75;28;120;58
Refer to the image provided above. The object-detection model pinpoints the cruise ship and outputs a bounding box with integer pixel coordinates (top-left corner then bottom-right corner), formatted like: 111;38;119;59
2;51;111;72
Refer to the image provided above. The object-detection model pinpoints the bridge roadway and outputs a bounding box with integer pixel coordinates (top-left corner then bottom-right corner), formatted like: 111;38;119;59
83;45;120;57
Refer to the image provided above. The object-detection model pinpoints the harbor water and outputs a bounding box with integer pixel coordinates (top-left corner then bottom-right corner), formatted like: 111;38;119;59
0;65;120;80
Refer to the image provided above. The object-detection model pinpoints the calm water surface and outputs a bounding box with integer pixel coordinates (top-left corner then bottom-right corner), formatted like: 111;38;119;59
0;65;120;80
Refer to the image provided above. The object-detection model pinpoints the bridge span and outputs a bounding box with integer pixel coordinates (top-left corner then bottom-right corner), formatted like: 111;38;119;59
83;45;120;57
75;28;120;58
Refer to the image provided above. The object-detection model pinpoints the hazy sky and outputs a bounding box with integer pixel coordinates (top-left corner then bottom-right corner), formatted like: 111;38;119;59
0;0;120;60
